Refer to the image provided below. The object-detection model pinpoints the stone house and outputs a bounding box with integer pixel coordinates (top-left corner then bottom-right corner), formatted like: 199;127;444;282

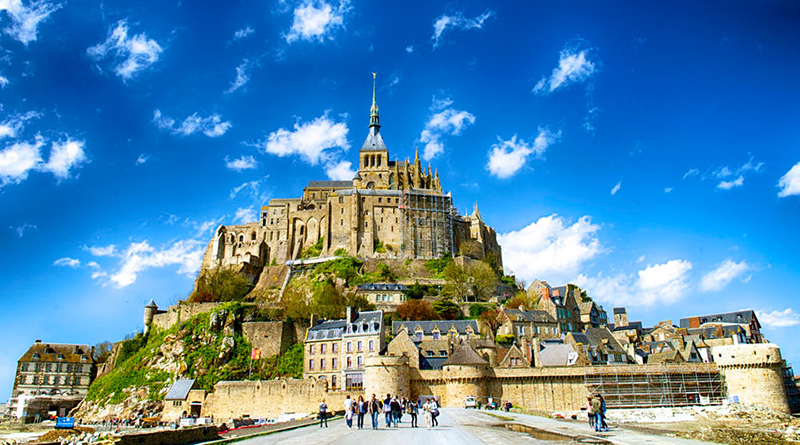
497;307;559;341
498;344;528;368
9;340;96;421
537;285;583;333
578;301;608;328
567;328;630;365
303;308;385;391
526;279;550;299
533;338;582;367
162;379;206;422
356;282;408;311
393;320;480;342
679;310;763;343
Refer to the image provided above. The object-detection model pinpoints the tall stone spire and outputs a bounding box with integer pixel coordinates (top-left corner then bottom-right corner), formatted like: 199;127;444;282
369;72;380;130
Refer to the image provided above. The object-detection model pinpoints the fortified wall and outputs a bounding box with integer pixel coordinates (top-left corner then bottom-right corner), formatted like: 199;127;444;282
713;343;790;414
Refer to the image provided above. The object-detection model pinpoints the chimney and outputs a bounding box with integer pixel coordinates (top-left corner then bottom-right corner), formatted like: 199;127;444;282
346;306;354;324
541;287;551;301
310;313;319;326
35;339;41;343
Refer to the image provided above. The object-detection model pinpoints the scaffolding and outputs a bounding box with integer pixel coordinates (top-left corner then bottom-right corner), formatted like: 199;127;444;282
782;363;800;414
583;365;726;409
400;189;454;259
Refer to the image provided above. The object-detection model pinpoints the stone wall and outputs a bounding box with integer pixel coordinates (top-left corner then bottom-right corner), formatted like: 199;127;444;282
151;302;223;331
242;322;294;357
115;426;220;445
202;379;362;420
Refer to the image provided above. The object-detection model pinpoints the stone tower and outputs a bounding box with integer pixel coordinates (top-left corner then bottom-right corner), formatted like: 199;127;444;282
442;339;490;406
364;355;409;398
143;299;158;335
713;343;790;414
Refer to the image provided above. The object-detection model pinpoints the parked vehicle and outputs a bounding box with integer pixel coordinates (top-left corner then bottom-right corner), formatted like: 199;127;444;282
464;396;477;409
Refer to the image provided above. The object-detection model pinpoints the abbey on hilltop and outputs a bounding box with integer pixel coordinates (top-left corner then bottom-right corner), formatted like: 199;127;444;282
203;74;502;272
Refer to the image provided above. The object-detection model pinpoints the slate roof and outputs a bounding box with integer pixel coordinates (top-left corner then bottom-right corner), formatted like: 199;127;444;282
19;342;93;364
307;320;347;341
584;327;628;355
306;181;353;189
442;339;488;366
344;310;384;337
686;325;745;339
361;128;387;151
613;308;627;315
538;343;577;367
336;189;403;196
504;309;556;323
393;320;478;336
357;283;408;291
165;379;197;401
679;310;759;328
570;332;590;345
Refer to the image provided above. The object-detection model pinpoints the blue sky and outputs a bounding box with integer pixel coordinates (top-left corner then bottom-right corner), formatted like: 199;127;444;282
2;0;800;400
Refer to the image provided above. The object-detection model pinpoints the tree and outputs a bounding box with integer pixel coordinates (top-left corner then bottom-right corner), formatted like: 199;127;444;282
469;303;492;318
458;240;482;259
424;254;452;278
93;341;113;363
311;280;347;319
282;286;311;321
504;291;537;310
432;297;463;320
579;287;592;303
478;309;502;340
346;292;377;312
442;262;469;302
482;252;501;275
190;267;253;302
396;300;440;321
467;261;498;301
404;281;426;300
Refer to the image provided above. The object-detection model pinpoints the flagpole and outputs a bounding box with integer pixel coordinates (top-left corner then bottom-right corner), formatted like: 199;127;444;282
249;353;253;380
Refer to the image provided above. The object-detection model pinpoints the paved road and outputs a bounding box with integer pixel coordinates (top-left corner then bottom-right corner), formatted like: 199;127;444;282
229;408;716;445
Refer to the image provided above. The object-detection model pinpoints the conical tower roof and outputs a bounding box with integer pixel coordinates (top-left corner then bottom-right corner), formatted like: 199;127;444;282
443;338;489;366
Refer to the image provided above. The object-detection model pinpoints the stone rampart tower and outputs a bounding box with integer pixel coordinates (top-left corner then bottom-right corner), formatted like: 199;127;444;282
713;344;790;414
143;299;158;335
442;340;490;406
364;355;409;398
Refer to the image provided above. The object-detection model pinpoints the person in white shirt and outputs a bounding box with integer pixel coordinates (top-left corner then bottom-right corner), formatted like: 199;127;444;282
423;398;433;429
344;395;354;428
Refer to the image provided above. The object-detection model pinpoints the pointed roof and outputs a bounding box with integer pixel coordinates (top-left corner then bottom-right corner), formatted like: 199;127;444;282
443;339;489;366
361;72;387;152
145;299;158;308
369;72;380;129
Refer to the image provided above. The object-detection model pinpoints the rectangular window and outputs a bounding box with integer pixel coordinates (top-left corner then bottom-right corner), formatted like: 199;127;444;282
321;344;326;354
310;345;315;355
378;198;382;203
339;197;344;203
332;358;338;369
320;358;326;370
33;376;39;384
347;342;352;352
416;332;423;341
332;343;338;353
369;340;374;351
357;341;362;351
309;359;315;370
357;356;363;367
331;375;337;388
433;332;440;340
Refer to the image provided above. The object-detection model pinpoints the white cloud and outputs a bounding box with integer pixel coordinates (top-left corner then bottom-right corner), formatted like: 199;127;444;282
284;0;349;44
576;259;693;307
0;136;43;185
87;20;163;80
109;239;204;288
325;160;355;181
232;26;254;41
700;259;750;292
664;187;673;193
777;162;800;198
611;181;622;195
234;207;256;224
0;111;40;139
431;10;494;48
230;180;260;199
756;308;800;328
498;214;602;284
0;73;7;87
486;129;560;179
533;45;596;94
53;257;80;267
225;59;250;94
153;109;231;138
84;244;117;257
261;113;348;165
135;153;149;165
717;175;743;190
225;155;257;171
405;45;414;53
0;0;61;44
42;138;87;180
683;168;699;179
11;223;36;237
419;97;475;161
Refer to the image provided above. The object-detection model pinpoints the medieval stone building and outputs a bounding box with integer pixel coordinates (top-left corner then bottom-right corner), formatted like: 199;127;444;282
202;75;502;277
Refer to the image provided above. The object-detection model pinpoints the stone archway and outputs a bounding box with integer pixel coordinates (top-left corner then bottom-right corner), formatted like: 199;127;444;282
306;217;319;245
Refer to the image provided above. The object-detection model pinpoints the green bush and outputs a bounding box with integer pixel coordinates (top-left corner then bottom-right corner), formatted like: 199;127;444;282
469;304;493;318
302;236;324;258
333;248;348;257
432;297;463;320
496;335;515;346
374;241;386;253
424;254;452;278
190;267;253;302
311;257;363;286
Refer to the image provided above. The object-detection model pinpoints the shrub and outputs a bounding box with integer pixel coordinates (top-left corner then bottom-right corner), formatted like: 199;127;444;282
190;267;253;303
496;335;515;346
374;241;386;253
432;297;463;320
396;300;439;321
311;257;363;286
423;254;452;278
333;248;348;257
302;236;324;258
469;304;493;318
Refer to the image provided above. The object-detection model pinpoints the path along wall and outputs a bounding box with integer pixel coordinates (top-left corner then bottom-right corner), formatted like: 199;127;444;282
202;379;362;420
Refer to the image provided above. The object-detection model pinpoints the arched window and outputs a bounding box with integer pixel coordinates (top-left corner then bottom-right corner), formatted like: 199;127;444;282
251;232;256;241
239;235;244;243
346;356;352;368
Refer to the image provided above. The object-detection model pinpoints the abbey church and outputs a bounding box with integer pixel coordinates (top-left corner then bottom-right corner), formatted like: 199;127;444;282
204;75;502;275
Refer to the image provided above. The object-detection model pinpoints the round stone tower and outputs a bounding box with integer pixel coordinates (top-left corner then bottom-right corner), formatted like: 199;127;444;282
364;355;409;398
713;344;790;414
143;299;158;335
442;339;490;407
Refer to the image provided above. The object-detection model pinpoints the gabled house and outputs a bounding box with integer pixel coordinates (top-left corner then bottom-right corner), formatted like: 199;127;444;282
498;344;528;368
393;320;479;342
497;307;559;340
537;285;583;333
579;301;608;328
679;310;763;343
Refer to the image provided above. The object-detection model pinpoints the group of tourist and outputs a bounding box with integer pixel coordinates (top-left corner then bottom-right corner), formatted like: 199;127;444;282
319;394;441;430
586;394;608;432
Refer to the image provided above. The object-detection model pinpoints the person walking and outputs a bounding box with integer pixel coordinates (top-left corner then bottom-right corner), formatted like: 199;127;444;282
368;394;381;430
356;396;366;429
390;396;401;428
398;397;406;423
423;398;433;429
599;395;608;431
585;396;594;429
408;399;418;428
319;399;328;428
344;395;354;429
505;400;512;412
430;397;439;427
591;395;603;432
383;394;393;428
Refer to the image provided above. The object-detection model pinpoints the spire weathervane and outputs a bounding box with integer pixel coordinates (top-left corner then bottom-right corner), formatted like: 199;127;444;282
369;72;380;129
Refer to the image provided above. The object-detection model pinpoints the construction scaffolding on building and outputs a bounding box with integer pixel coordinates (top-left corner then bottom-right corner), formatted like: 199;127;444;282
400;189;454;259
583;365;726;409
